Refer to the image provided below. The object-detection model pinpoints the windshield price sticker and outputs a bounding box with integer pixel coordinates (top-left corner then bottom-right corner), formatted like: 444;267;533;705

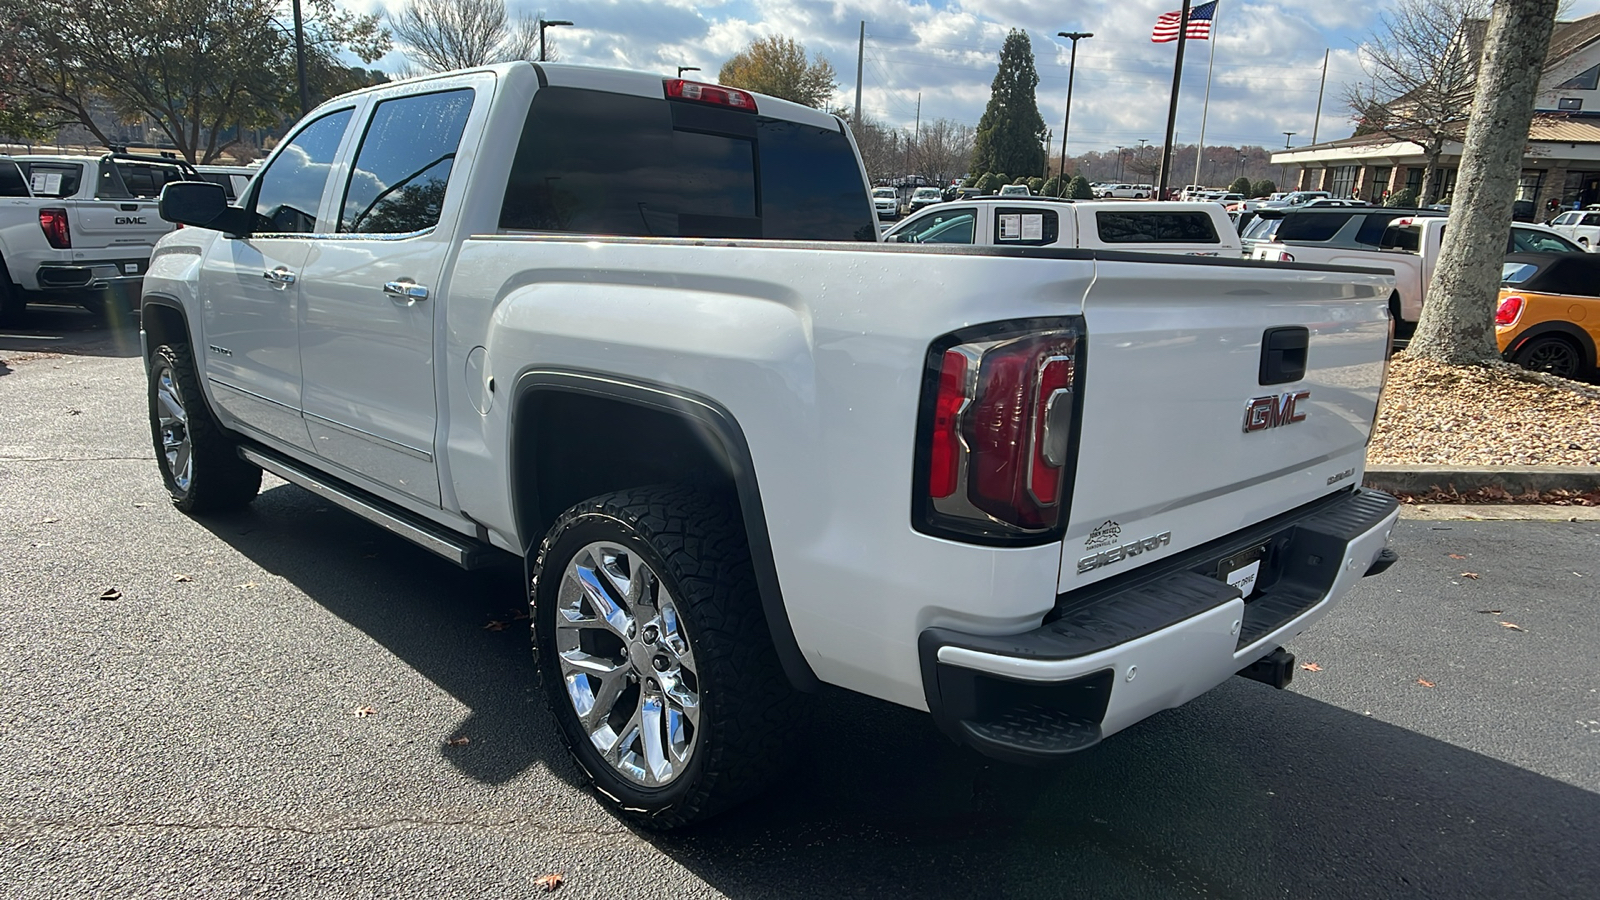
998;213;1045;242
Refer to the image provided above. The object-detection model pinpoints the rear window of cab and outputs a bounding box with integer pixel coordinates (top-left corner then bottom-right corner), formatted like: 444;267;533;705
1096;211;1219;243
499;86;876;241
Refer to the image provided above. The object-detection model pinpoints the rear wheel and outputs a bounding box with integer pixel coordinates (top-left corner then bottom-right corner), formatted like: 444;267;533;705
531;485;802;829
1512;334;1585;379
147;343;262;513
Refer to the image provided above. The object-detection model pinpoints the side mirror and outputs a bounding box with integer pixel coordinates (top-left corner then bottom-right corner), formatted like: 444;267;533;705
159;181;253;235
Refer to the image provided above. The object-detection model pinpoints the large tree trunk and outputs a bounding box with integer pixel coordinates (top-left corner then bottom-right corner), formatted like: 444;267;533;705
1420;143;1444;205
1410;0;1559;365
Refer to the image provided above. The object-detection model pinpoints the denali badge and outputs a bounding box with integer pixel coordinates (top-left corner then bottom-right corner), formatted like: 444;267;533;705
1078;531;1172;574
1085;520;1122;549
1243;391;1310;433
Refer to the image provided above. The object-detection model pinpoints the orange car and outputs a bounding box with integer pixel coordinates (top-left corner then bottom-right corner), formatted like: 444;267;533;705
1496;252;1600;378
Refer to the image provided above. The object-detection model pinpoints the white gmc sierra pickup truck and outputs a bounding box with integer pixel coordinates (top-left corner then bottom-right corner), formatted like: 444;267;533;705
141;63;1402;828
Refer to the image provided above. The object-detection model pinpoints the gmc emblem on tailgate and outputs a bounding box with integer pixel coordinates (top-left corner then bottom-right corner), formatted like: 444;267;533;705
115;216;146;225
1243;391;1310;433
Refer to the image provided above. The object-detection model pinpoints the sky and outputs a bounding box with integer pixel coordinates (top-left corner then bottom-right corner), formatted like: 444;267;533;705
347;0;1600;154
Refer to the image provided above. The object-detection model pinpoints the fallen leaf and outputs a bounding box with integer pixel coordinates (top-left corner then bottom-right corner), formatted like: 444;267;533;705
1299;662;1323;672
533;873;564;893
236;581;259;590
445;736;470;746
99;588;121;601
132;502;148;508
483;620;507;631
1448;553;1466;560
38;517;59;525
1499;621;1526;632
1476;609;1503;615
66;408;81;416
1417;679;1436;688
1460;572;1480;580
353;706;377;718
173;574;192;583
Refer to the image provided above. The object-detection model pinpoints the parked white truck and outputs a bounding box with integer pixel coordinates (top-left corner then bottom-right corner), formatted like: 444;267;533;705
141;63;1402;828
0;152;190;321
1251;211;1582;327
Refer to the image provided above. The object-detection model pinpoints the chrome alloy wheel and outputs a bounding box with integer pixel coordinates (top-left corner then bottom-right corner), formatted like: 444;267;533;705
154;364;193;491
556;541;700;787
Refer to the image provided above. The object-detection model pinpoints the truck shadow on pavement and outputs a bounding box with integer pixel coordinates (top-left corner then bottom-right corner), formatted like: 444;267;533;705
0;302;142;366
205;482;1597;899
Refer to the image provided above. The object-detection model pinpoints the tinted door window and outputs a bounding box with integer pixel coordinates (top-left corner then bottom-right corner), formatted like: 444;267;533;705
993;207;1058;245
896;208;975;244
200;173;238;201
1583;214;1600;227
340;89;474;234
252;109;354;234
103;161;187;199
1096;211;1219;243
499;87;873;241
0;161;27;197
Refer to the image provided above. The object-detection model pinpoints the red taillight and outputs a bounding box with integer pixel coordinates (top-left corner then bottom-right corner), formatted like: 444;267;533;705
928;350;968;499
664;78;758;112
919;323;1082;540
39;208;70;249
1495;295;1525;327
1275;249;1295;262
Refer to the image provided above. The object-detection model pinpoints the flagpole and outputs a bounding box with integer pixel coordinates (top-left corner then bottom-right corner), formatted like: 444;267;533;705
1193;2;1220;189
1157;0;1193;199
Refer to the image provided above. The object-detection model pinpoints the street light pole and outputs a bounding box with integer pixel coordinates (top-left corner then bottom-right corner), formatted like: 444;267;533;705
1282;131;1295;187
1116;146;1124;181
1056;31;1093;196
677;66;700;78
538;19;573;63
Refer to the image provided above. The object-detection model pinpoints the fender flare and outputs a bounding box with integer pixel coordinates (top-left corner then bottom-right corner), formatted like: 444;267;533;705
509;368;821;692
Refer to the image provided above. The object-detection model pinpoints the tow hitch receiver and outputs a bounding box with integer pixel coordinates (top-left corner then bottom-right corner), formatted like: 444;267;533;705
1238;647;1296;689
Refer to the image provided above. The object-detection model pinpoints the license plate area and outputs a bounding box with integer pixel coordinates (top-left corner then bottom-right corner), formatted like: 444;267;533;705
1214;541;1272;600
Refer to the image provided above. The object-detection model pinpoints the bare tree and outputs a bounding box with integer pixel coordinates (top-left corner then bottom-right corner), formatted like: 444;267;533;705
909;118;975;186
1412;0;1560;365
1347;0;1490;205
389;0;547;74
841;111;902;183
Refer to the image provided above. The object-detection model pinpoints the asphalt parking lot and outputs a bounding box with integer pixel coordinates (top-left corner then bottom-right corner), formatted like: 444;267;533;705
2;305;1597;899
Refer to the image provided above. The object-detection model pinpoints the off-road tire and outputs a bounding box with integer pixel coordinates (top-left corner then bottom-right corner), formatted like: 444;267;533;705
530;485;803;829
147;343;262;513
1512;334;1585;379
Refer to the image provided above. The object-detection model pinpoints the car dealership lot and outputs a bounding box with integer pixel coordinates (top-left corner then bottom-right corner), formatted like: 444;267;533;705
1;309;1596;899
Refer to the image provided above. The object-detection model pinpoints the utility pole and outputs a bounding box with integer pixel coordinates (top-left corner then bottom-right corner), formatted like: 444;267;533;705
855;21;866;123
1311;48;1330;145
1281;132;1296;187
1116;145;1125;181
292;0;309;116
1157;0;1193;198
1056;31;1093;194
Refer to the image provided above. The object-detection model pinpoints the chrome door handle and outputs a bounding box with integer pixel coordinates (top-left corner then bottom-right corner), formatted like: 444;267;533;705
383;281;430;301
262;268;296;286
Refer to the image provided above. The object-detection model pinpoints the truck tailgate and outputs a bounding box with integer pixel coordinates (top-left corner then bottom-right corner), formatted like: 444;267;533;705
69;199;170;253
1062;257;1392;592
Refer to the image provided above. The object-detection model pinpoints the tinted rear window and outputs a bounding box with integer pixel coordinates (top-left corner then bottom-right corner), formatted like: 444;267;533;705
499;87;874;241
22;163;83;198
1096;211;1219;243
0;161;27;197
102;161;188;199
1275;212;1356;242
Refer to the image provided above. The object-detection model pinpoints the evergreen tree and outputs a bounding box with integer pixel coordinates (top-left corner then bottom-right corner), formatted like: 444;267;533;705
1040;175;1061;197
1027;176;1044;194
1250;179;1278;197
975;172;1004;193
971;30;1047;181
1067;175;1093;199
1229;176;1253;196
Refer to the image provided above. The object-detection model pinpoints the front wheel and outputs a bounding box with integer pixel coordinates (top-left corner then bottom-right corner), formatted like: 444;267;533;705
1512;334;1585;379
147;343;262;513
531;485;802;829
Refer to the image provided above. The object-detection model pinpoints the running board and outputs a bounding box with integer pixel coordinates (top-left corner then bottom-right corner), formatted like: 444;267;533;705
239;446;497;570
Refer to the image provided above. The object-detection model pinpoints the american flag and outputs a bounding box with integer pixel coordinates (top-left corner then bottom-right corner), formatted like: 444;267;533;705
1151;1;1218;43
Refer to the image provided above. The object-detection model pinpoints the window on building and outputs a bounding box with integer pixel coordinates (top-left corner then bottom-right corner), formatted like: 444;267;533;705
1405;168;1424;195
1518;170;1546;202
1369;167;1392;203
1556;63;1600;91
1328;165;1359;198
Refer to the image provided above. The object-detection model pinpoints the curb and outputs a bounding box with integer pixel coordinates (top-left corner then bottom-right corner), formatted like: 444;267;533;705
1364;465;1600;496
